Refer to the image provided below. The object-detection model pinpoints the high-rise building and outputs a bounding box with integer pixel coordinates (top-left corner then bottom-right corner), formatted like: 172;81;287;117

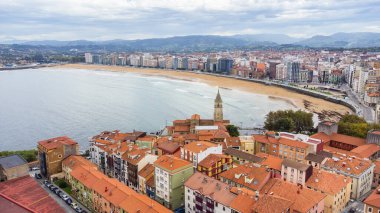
217;58;233;74
84;53;93;63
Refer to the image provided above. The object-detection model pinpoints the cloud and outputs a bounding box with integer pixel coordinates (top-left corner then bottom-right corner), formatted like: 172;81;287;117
0;0;379;41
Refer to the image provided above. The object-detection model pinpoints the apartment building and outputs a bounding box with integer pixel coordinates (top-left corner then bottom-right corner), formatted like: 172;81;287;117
180;141;223;168
197;154;232;178
219;163;270;192
62;156;170;213
306;169;352;213
321;154;374;200
363;185;380;213
38;136;78;179
184;172;237;213
261;178;326;213
154;155;194;210
281;159;313;185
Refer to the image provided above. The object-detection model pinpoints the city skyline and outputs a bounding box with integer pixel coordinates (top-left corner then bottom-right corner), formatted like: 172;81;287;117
1;0;380;41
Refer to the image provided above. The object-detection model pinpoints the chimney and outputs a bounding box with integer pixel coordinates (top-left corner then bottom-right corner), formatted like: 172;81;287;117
255;191;259;201
105;187;108;192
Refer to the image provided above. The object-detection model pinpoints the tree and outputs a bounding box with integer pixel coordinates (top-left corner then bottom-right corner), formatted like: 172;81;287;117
226;125;240;137
338;114;380;138
264;110;314;132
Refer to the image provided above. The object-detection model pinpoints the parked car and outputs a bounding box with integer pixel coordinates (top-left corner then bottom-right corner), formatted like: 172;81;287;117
54;188;62;195
49;186;57;191
43;180;49;185
75;207;83;213
34;173;42;179
31;167;39;171
65;198;73;205
60;194;69;200
71;202;79;209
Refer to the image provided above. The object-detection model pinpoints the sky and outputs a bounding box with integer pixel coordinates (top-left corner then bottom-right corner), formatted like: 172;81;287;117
1;0;380;41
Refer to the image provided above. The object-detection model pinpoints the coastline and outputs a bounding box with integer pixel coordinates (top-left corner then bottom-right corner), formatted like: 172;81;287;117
57;64;352;121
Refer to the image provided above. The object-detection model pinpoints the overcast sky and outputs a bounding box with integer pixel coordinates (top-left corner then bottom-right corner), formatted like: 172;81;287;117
1;0;380;41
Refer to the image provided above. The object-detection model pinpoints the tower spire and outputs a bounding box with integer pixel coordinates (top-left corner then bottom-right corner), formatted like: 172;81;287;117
214;89;223;122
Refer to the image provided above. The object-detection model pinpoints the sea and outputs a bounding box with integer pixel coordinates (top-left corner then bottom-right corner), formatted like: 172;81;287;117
0;68;297;151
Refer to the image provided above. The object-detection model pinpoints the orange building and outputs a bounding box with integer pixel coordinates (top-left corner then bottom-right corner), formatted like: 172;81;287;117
197;154;232;178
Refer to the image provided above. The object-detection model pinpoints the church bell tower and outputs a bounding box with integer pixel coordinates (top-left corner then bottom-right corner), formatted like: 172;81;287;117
214;89;223;122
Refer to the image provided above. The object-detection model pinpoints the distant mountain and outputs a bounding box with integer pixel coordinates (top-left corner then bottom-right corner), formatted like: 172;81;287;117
296;32;380;48
2;32;380;51
231;34;303;44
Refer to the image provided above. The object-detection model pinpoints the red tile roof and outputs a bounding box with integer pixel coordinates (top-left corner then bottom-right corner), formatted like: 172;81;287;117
0;176;65;213
351;144;380;158
219;163;270;191
38;136;77;150
363;185;380;208
261;178;326;213
154;155;192;172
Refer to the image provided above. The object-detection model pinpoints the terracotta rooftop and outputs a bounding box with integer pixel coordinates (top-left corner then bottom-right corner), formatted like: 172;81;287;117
305;153;327;164
157;141;180;154
278;138;309;149
229;187;294;213
183;141;219;153
38;136;77;150
0;194;34;213
219;163;270;191
351;144;380;158
138;164;155;179
363;185;380;208
323;146;362;158
283;159;311;171
154;155;192;172
256;153;283;171
198;154;231;168
322;154;373;176
226;137;241;147
0;176;65;213
311;132;366;147
224;148;263;163
63;156;170;213
261;178;326;213
184;172;236;207
306;169;351;195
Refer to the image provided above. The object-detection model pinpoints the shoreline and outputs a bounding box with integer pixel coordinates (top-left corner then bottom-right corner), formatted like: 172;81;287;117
56;64;352;121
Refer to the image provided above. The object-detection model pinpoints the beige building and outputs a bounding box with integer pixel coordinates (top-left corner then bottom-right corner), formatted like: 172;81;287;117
306;169;352;213
0;155;29;181
239;135;255;154
281;159;313;185
38;136;79;179
322;154;374;200
363;185;380;213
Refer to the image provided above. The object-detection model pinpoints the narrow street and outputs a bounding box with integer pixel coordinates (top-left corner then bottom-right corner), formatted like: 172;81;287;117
342;84;375;122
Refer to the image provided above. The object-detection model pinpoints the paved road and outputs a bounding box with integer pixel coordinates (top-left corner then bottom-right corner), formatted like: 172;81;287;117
29;170;89;213
342;84;375;122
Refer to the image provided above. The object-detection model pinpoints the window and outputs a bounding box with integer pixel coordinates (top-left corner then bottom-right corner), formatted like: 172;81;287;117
368;207;372;213
223;206;225;211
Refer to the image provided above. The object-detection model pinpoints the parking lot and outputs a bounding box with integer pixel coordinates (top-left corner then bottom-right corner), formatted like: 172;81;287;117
29;169;90;213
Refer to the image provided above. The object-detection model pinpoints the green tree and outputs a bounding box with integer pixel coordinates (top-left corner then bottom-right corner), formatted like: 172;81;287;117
226;125;240;137
338;114;380;138
264;110;314;132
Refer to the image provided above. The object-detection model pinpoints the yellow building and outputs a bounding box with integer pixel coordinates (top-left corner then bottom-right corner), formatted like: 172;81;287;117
239;135;255;154
306;169;352;213
38;136;79;179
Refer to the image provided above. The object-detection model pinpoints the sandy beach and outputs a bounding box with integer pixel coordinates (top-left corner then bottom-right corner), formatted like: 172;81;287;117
58;64;352;121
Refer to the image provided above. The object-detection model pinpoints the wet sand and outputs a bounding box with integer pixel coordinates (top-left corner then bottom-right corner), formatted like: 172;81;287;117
58;64;352;121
